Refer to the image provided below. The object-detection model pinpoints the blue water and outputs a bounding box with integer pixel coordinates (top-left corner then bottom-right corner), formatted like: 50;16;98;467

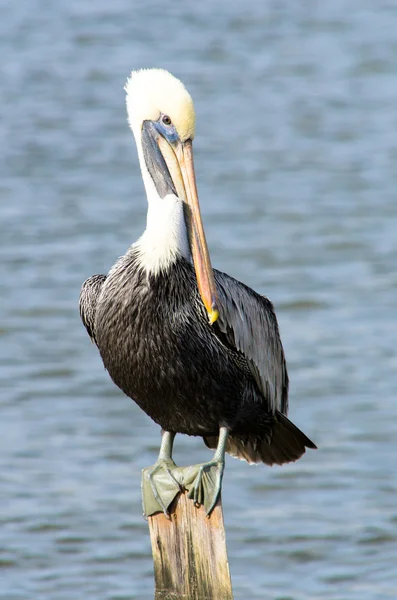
1;1;397;598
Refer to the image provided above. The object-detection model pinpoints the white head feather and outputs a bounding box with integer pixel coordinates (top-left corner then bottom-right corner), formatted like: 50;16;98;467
125;69;196;142
125;69;196;275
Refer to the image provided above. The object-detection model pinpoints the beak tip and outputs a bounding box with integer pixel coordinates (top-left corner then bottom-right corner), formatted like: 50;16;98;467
208;307;219;325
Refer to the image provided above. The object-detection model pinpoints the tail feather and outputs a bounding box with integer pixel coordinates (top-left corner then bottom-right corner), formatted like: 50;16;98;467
204;411;317;466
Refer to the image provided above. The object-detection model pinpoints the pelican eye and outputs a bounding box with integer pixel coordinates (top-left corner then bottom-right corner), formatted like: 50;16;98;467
162;115;172;126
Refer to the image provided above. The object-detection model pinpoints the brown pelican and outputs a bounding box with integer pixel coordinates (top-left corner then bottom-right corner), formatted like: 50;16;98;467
79;69;316;517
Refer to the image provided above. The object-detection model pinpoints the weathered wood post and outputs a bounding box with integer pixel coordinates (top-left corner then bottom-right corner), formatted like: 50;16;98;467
147;491;233;599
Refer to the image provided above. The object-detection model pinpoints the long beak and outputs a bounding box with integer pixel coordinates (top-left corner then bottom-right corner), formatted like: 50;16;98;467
176;140;219;324
143;121;218;324
155;136;219;324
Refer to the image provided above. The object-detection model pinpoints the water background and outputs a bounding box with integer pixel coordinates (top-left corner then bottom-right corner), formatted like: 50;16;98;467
1;1;397;598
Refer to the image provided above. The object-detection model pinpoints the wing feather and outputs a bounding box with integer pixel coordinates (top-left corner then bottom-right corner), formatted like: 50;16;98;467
79;274;107;345
213;270;288;414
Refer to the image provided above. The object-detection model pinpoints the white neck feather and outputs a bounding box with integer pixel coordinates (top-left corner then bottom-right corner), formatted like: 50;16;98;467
133;137;190;275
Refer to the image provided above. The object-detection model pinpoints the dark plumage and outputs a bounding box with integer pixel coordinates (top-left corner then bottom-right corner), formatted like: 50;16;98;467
80;248;316;466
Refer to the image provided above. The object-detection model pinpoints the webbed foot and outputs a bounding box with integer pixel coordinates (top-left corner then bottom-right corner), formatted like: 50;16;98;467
141;458;183;518
184;459;225;515
141;427;229;518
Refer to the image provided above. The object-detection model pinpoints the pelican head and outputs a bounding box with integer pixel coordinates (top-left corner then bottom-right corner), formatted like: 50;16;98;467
125;68;218;324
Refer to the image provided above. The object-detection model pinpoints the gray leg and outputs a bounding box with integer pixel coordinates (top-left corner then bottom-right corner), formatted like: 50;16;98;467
158;430;176;460
185;427;229;516
142;428;229;518
141;431;182;518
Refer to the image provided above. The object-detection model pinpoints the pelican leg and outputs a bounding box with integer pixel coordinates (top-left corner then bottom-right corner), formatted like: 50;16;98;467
185;427;228;516
141;431;183;518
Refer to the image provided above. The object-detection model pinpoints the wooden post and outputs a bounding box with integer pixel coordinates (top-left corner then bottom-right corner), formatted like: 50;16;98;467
147;491;233;600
